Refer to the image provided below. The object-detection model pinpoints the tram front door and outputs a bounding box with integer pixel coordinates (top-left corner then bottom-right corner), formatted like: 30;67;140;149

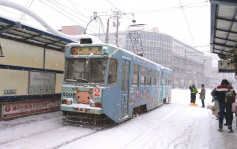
121;60;130;119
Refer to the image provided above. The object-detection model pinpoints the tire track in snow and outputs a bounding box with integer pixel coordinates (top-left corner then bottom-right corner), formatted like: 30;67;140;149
167;107;211;149
53;123;117;149
0;117;64;145
123;105;184;149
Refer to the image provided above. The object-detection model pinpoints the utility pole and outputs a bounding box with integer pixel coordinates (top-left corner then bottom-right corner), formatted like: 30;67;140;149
115;11;120;46
105;18;110;44
185;48;187;87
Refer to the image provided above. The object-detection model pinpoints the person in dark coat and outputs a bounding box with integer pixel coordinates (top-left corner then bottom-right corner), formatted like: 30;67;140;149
215;79;236;133
189;84;198;103
199;84;206;108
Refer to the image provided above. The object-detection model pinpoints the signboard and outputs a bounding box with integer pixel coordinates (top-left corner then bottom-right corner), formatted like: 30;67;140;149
71;47;102;55
4;89;16;95
28;72;56;95
218;60;236;73
1;100;60;119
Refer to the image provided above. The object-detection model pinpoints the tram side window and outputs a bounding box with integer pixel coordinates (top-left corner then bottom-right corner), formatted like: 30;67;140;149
121;63;129;91
140;66;146;85
160;72;163;86
168;74;171;85
147;69;151;85
169;74;172;85
168;74;170;85
152;70;156;85
164;73;167;85
132;64;139;86
165;73;168;85
107;59;117;84
157;71;160;85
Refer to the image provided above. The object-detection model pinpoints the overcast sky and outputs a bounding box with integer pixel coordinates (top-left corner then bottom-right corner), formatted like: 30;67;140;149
0;0;218;61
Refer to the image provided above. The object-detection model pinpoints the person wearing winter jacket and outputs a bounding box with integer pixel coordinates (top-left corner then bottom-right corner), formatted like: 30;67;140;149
199;84;206;108
215;79;236;133
189;84;198;104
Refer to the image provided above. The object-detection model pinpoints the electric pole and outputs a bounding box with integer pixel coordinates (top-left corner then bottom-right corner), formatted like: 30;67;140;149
105;18;110;44
114;11;120;47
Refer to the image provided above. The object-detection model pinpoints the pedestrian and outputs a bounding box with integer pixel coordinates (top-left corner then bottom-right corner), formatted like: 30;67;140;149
189;84;198;104
215;79;236;133
211;88;219;119
199;84;206;108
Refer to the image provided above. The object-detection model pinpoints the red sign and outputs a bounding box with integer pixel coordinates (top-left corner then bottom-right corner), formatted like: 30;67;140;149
93;87;101;97
1;100;60;119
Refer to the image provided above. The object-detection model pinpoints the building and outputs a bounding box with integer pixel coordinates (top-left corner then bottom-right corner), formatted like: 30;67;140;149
171;38;205;88
94;30;208;88
59;25;85;35
203;56;212;88
0;17;73;120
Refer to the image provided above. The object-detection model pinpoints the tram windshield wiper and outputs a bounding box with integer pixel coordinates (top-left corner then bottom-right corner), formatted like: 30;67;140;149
66;79;77;82
76;78;89;82
66;78;89;83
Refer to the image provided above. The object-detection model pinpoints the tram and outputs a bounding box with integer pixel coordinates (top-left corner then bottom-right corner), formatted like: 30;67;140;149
60;38;172;123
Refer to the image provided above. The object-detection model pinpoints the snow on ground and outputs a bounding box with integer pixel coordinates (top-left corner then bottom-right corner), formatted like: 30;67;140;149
0;89;236;149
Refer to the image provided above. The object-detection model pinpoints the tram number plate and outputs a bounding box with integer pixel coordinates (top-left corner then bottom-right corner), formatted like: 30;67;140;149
93;87;101;97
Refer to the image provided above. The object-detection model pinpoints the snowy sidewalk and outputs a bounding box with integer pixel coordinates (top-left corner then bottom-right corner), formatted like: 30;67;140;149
0;89;236;149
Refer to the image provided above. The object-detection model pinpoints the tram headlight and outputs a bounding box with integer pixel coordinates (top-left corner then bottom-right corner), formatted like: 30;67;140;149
62;99;67;104
62;98;73;105
89;99;96;107
95;102;102;107
89;100;102;107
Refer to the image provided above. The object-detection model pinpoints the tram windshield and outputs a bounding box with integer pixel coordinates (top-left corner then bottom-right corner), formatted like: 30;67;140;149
64;58;107;84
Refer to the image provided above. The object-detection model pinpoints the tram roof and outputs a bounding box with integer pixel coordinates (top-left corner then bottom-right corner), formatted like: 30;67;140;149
0;16;73;51
67;42;172;71
210;0;237;58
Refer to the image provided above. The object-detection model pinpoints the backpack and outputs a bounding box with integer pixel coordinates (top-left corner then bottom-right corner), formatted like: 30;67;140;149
211;88;216;97
225;87;236;105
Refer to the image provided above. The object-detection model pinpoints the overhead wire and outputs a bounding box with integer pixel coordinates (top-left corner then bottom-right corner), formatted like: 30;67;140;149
104;0;134;25
179;0;196;48
39;0;97;33
18;0;34;21
96;1;122;33
44;0;93;28
51;0;90;21
39;0;206;48
67;0;94;13
133;2;209;14
67;0;116;34
49;0;103;34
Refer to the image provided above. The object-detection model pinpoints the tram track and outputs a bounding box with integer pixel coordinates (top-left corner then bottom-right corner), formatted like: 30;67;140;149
52;123;117;149
0;115;117;149
0;116;64;145
0;125;65;146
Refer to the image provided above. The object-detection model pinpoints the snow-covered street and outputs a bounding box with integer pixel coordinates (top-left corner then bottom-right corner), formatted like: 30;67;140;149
0;89;236;149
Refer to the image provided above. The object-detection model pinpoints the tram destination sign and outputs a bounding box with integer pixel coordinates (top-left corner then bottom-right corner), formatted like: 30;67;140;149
71;47;102;55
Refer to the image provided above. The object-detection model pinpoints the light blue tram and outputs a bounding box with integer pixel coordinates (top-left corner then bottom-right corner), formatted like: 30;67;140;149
60;38;172;123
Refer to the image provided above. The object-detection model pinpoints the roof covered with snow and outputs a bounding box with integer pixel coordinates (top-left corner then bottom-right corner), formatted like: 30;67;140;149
0;16;73;51
210;0;237;59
